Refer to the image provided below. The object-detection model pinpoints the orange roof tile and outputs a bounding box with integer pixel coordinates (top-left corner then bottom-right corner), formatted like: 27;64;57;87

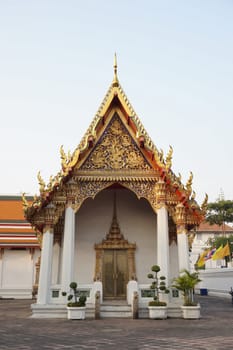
197;221;233;232
0;196;33;221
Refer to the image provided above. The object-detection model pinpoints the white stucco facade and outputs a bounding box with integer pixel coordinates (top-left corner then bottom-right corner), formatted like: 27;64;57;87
74;189;157;285
0;248;40;299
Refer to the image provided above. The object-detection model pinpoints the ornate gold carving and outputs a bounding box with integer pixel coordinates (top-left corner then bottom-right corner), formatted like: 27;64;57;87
43;203;56;230
82;116;151;170
73;181;111;213
156;180;166;205
74;168;159;182
175;203;186;227
122;181;157;211
65;178;77;206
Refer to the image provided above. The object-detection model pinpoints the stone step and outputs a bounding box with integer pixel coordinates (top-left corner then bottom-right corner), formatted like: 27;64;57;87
100;304;132;318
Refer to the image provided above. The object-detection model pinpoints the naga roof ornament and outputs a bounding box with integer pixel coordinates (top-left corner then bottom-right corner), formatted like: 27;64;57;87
165;145;173;170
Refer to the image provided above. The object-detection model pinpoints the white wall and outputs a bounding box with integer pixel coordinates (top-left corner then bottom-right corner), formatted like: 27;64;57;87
199;268;233;298
2;249;32;287
74;188;157;284
0;248;40;298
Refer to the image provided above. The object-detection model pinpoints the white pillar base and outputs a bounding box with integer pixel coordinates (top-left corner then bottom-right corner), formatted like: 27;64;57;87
127;280;138;305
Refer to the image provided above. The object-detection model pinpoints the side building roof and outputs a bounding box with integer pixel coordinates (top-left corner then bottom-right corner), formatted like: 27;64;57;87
197;221;233;234
0;196;40;248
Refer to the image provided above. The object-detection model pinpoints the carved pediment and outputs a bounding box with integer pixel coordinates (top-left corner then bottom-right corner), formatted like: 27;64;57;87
81;114;151;171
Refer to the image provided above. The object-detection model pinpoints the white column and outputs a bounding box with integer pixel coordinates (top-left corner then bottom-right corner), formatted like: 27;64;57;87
157;206;169;282
61;205;75;292
177;228;190;272
52;242;61;285
37;228;54;304
176;203;189;272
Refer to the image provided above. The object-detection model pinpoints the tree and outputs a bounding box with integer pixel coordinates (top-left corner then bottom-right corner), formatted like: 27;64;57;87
206;199;233;234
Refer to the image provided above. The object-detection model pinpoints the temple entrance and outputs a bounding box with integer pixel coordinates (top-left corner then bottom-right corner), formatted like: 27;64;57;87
103;249;128;299
94;190;137;301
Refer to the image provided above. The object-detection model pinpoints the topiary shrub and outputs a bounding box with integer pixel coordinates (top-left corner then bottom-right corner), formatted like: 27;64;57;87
147;265;169;306
66;282;87;307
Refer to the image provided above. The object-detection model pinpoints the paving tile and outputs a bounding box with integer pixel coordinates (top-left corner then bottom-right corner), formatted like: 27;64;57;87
0;296;233;349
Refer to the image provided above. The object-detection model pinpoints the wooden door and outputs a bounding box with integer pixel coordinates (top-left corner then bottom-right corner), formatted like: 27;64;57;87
103;249;128;299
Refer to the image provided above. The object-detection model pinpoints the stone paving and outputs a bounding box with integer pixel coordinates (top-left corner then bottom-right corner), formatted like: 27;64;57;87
0;296;233;349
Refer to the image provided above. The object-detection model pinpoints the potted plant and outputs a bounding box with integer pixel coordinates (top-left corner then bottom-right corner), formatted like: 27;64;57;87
147;265;170;319
63;282;87;320
172;269;201;319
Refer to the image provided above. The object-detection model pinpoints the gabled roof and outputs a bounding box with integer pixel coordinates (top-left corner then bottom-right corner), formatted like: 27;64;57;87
24;56;207;227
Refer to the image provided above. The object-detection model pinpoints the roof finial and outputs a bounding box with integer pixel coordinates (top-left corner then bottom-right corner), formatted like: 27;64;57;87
112;53;119;87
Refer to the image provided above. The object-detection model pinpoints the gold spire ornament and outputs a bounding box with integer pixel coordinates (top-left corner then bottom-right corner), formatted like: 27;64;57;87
112;53;119;87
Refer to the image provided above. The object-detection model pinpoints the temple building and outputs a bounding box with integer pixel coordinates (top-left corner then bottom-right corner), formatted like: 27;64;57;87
0;196;40;298
24;57;207;318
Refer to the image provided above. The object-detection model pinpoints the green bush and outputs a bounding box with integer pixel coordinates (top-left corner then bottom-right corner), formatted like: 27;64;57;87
147;265;169;306
66;282;87;307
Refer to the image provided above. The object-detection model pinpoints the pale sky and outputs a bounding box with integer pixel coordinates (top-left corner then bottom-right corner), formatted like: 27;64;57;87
0;0;233;204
